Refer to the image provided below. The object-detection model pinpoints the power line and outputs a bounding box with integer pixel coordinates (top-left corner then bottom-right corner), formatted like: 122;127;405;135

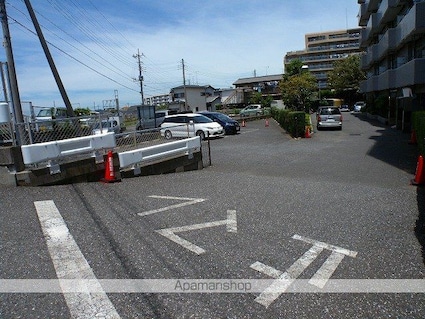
8;15;138;92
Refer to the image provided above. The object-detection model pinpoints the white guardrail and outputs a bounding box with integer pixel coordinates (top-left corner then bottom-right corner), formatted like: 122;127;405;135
21;132;116;167
118;136;201;169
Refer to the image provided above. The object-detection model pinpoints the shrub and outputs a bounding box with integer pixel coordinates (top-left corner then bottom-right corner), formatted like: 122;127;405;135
271;107;308;137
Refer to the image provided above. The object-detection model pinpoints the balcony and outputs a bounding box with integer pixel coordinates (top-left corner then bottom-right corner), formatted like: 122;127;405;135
361;44;379;68
358;3;370;26
375;28;398;61
360;58;425;93
360;13;380;47
375;0;406;27
364;0;380;13
395;58;425;87
397;2;425;45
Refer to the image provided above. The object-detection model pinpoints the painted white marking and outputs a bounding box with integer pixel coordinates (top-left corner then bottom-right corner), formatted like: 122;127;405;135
251;234;358;308
155;210;237;255
34;200;120;319
240;129;260;134
292;234;358;258
252;245;323;308
250;261;283;278
309;251;345;288
138;195;205;216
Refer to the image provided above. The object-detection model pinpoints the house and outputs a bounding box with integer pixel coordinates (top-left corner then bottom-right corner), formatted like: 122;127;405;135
169;85;219;112
232;74;283;106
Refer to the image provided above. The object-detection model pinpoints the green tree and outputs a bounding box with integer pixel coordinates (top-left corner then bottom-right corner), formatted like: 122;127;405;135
248;92;274;107
74;107;91;116
285;59;305;77
280;72;317;111
327;55;366;93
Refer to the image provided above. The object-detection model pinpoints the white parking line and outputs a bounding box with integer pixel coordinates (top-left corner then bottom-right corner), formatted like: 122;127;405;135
252;245;323;308
138;195;206;216
34;200;120;319
156;210;237;254
251;234;358;308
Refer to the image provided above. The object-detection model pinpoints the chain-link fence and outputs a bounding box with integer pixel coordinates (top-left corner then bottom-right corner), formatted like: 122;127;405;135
12;114;120;146
0;122;14;145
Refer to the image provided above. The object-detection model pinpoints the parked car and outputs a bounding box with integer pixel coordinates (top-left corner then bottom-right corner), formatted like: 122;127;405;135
317;107;343;130
92;119;121;135
340;104;350;112
136;110;171;130
239;104;263;117
160;113;225;140
198;111;240;135
353;101;366;112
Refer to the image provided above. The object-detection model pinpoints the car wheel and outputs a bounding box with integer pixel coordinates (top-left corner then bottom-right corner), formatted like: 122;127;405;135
196;130;205;140
164;130;172;139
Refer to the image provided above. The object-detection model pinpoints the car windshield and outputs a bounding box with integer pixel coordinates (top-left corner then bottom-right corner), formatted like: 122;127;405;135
193;115;213;123
213;113;231;121
320;108;340;115
36;109;52;117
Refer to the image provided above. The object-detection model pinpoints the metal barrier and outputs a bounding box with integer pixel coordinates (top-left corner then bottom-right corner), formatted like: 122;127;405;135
21;132;116;173
118;136;201;169
0;122;14;145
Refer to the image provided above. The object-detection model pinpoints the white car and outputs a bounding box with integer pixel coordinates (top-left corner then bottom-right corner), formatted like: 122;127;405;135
160;113;225;140
353;101;366;112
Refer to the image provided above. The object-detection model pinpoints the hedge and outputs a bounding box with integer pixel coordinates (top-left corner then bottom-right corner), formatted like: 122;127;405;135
271;107;310;138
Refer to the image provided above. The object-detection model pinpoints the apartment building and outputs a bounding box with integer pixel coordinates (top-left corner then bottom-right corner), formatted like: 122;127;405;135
358;0;425;129
284;28;363;89
143;93;171;107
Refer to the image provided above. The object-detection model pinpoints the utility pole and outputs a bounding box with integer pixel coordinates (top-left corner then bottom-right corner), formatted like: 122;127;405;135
114;89;119;114
133;49;144;105
0;0;23;124
0;62;8;103
23;0;74;116
182;58;188;111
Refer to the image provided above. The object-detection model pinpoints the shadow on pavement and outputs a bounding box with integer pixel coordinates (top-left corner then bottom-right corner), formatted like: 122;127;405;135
352;112;424;265
353;112;417;175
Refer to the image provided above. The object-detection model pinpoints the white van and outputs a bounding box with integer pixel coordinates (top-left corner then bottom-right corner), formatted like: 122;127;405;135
34;107;69;131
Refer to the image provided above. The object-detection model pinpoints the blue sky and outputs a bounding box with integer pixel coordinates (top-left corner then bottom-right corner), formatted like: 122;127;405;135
2;0;360;113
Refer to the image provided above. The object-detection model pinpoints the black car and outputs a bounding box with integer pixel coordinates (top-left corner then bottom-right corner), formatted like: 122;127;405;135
198;111;240;135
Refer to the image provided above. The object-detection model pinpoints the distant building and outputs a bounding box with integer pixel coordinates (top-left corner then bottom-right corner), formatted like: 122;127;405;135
284;28;363;89
232;74;283;105
357;0;425;130
144;93;171;107
169;85;218;112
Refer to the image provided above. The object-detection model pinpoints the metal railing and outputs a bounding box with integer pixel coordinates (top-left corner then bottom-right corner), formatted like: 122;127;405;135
8;119;212;171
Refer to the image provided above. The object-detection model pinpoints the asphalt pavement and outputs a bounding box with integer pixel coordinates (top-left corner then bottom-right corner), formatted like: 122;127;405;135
1;112;424;318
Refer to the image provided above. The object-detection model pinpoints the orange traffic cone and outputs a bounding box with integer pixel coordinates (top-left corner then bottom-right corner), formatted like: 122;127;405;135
408;130;417;145
411;155;425;185
305;126;311;138
242;120;246;127
101;150;121;183
265;118;269;127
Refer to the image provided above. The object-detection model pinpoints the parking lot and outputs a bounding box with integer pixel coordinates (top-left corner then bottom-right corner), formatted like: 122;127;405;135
1;113;424;318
